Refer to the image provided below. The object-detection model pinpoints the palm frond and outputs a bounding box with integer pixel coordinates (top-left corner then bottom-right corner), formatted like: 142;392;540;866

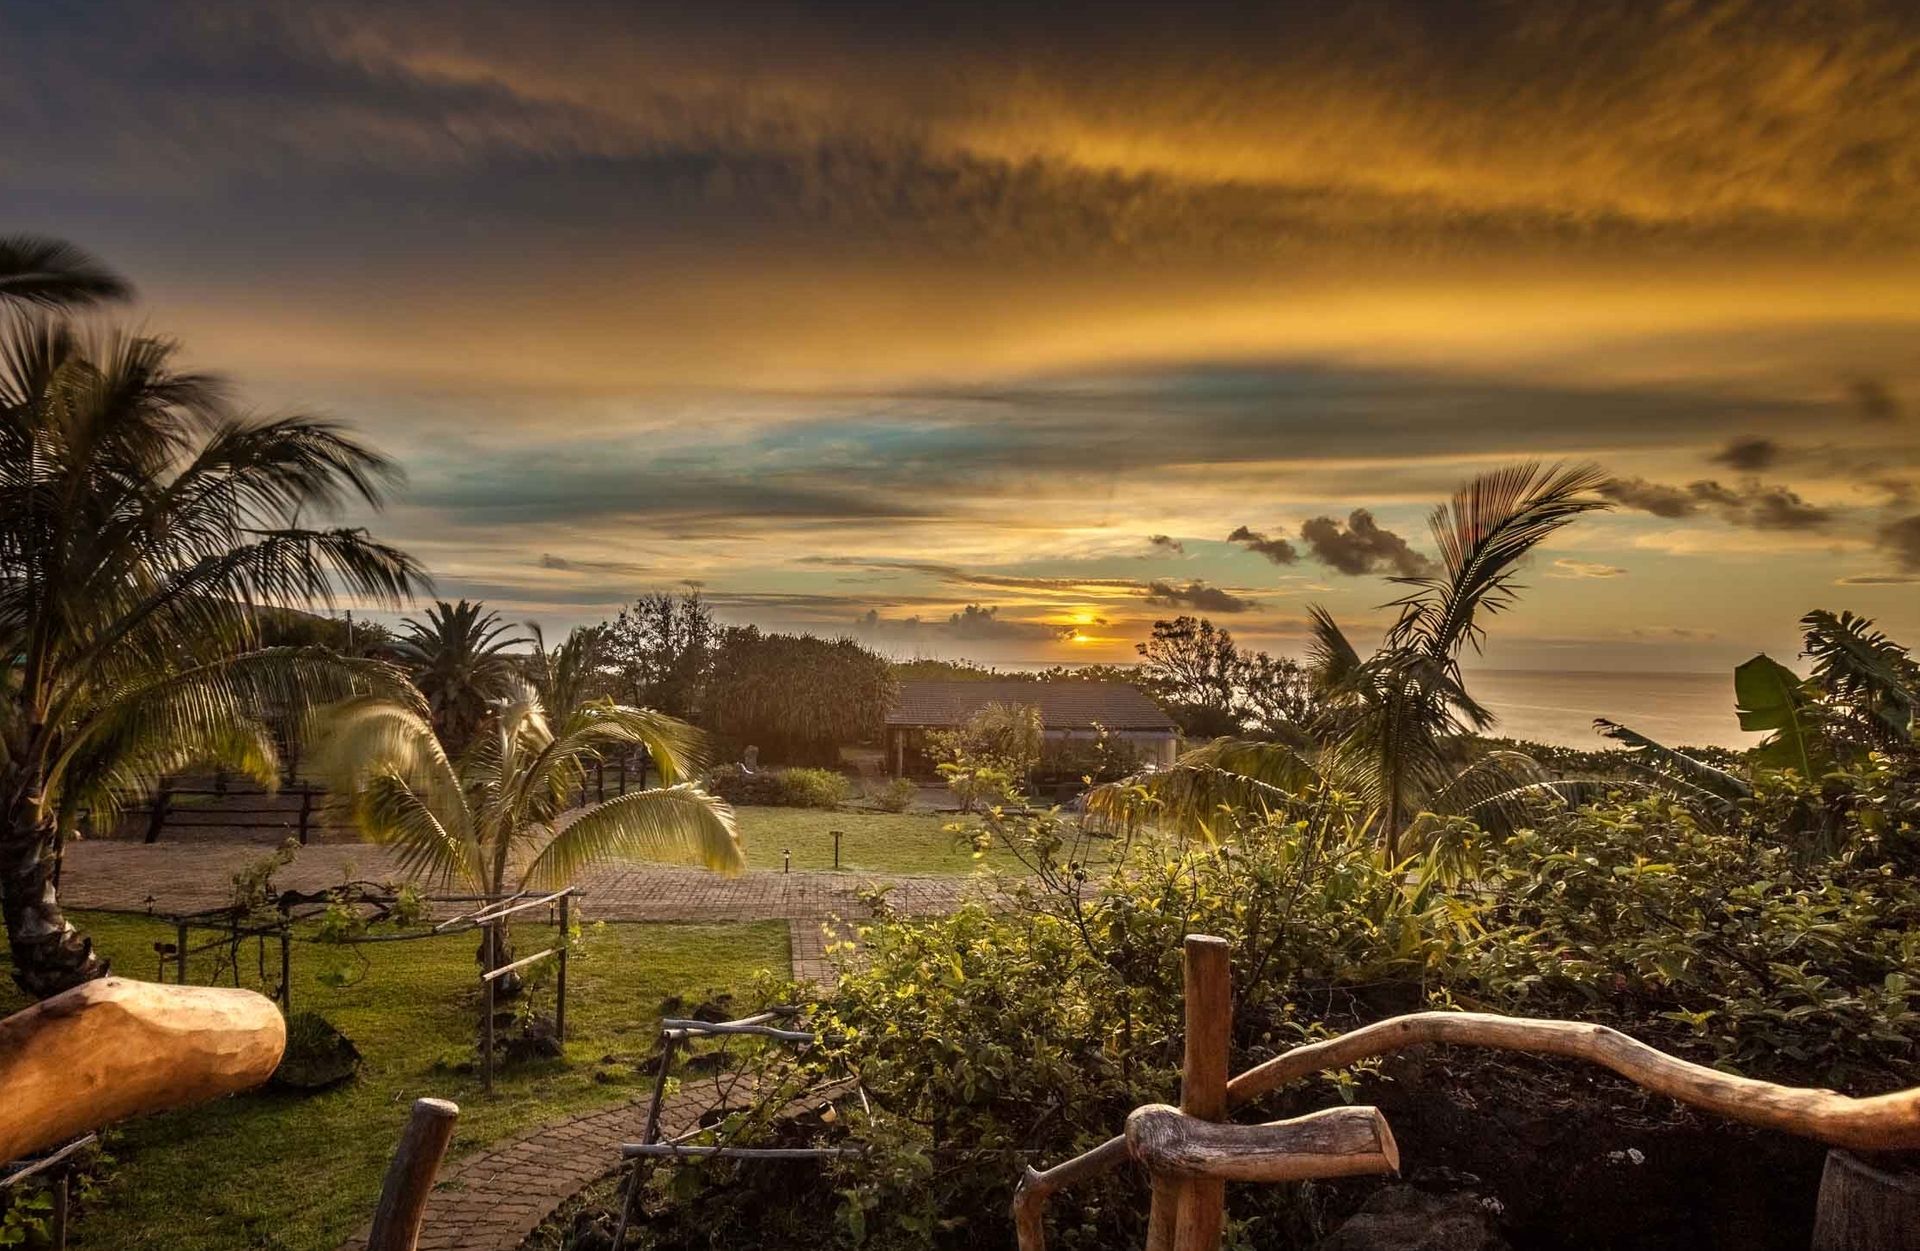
0;236;131;309
1593;717;1752;815
350;770;480;889
1801;609;1917;745
1086;738;1324;838
1388;461;1611;659
523;785;742;888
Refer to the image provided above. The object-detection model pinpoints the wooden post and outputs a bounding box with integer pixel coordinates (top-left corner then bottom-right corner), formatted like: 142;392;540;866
145;782;172;843
617;755;627;795
1149;935;1231;1251
481;923;496;1096
296;785;315;846
833;829;842;870
555;893;570;1044
175;920;189;985
596;760;606;802
279;928;292;1014
366;1097;460;1251
1814;1148;1920;1250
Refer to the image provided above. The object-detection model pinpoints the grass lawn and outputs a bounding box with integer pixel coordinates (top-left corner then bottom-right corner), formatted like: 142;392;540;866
0;910;788;1251
732;805;1023;874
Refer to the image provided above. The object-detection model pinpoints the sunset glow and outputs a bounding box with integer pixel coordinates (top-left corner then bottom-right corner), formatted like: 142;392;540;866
6;1;1916;671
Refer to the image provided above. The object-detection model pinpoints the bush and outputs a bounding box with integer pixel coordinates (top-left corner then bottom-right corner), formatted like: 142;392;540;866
869;776;919;812
704;764;786;806
779;767;851;809
705;764;850;808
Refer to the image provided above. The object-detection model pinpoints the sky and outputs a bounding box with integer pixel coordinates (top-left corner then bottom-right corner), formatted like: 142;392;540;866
5;0;1919;674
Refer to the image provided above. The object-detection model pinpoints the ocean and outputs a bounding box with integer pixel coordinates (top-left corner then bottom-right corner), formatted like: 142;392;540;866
1465;669;1744;750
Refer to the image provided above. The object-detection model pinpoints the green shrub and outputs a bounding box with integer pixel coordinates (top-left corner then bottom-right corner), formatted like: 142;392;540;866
869;776;919;812
704;764;786;806
779;767;851;809
706;763;850;808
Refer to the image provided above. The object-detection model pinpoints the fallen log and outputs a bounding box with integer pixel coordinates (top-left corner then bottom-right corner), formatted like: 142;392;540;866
1126;1104;1399;1183
0;977;286;1163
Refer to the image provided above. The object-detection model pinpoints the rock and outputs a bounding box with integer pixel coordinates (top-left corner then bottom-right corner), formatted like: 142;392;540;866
1317;1185;1508;1251
270;1012;361;1091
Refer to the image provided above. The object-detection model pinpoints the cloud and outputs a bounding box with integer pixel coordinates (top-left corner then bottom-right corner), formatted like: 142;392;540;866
1227;525;1300;565
1877;514;1920;571
1299;510;1436;577
1628;625;1719;642
1709;436;1780;471
1143;580;1257;614
1599;477;1700;518
1147;534;1186;556
1551;558;1628;579
1602;476;1834;529
538;553;651;576
1835;572;1920;585
1852;379;1904;423
857;604;1075;643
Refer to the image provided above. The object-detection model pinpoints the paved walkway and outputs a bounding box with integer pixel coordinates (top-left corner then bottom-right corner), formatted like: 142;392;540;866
337;1085;714;1251
57;840;981;924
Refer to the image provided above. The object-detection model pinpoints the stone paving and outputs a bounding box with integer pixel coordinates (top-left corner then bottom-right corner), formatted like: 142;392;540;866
56;840;981;923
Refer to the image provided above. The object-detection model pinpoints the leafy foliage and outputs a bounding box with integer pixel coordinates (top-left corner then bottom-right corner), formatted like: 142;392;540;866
310;683;742;904
394;600;527;751
0;309;422;995
1103;463;1610;856
605;589;716;719
703;627;896;764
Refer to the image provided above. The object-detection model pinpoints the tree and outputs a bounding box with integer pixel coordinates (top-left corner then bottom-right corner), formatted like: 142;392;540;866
1136;616;1242;738
604;589;715;718
394;600;526;752
1;316;423;995
1134;617;1312;739
704;627;896;764
0;236;131;310
1098;462;1611;857
525;623;614;717
311;682;741;983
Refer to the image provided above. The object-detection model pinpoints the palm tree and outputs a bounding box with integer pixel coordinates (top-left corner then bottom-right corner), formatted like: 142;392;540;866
1;317;424;995
1094;462;1611;858
394;600;527;751
1596;609;1918;824
310;682;742;982
0;236;131;310
525;623;612;718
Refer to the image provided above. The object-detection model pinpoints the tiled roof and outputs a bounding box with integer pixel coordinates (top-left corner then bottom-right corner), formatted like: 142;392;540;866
886;680;1177;731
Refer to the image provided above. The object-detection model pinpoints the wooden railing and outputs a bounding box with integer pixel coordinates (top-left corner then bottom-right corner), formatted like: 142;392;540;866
1012;934;1920;1251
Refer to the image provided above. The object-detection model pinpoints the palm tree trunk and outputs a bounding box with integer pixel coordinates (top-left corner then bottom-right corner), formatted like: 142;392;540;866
2;791;109;997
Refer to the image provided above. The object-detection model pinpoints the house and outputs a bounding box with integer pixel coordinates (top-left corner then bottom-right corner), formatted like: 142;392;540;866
884;680;1180;776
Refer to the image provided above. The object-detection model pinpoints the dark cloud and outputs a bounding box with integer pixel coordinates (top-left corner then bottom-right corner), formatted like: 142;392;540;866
1143;581;1257;614
538;553;651;576
856;604;1073;643
1709;436;1780;471
1878;514;1920;571
1227;525;1299;565
1599;477;1700;518
1147;534;1185;555
1299;510;1436;578
1603;476;1834;530
1852;379;1903;423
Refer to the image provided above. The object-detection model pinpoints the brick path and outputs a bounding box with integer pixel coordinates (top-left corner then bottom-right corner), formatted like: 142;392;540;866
56;840;981;924
336;1085;714;1251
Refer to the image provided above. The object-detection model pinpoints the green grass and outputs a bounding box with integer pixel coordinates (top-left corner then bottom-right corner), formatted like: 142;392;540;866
0;910;788;1251
731;805;1019;874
